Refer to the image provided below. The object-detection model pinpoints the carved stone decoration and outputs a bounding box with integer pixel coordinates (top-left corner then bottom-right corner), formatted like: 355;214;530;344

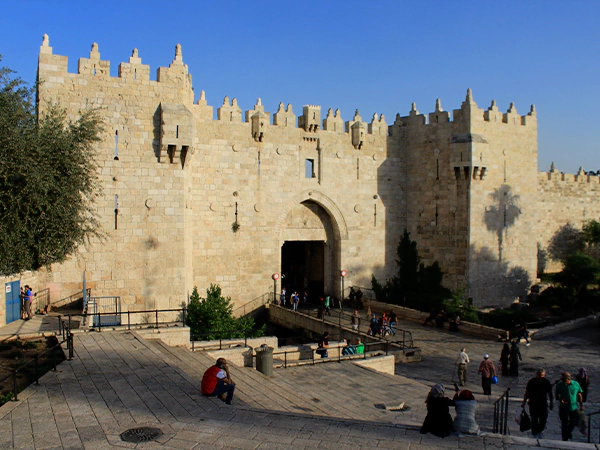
254;203;262;212
210;202;219;212
354;204;362;213
336;151;343;159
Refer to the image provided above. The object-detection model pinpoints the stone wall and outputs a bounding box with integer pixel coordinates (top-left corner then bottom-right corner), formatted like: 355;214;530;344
4;35;598;329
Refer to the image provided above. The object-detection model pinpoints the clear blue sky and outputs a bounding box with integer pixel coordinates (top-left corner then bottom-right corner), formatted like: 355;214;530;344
1;0;598;174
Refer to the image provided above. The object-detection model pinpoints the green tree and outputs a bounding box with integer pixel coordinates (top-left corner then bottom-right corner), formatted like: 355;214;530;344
371;229;451;311
186;284;264;339
582;219;600;245
0;59;104;275
547;223;585;263
556;251;600;296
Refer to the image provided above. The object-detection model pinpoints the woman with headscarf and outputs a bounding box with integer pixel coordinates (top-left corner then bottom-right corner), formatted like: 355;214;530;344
575;368;590;402
452;389;481;435
500;343;510;377
420;384;454;438
509;340;522;376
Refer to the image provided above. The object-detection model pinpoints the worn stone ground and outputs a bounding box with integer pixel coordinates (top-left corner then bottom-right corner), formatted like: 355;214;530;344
0;311;598;449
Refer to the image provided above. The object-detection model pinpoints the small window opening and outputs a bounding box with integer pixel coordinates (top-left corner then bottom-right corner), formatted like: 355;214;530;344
180;146;189;169
134;68;137;80
114;131;119;160
176;125;179;139
435;115;439;123
305;159;315;178
357;158;360;180
93;65;96;75
114;195;119;230
313;112;316;120
230;111;233;121
168;145;176;164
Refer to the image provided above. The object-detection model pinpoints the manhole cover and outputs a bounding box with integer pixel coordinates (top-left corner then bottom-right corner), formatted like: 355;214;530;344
120;427;163;443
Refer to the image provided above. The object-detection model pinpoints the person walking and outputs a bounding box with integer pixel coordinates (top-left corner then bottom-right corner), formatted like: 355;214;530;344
280;288;286;306
351;310;359;331
389;311;397;336
324;295;332;316
478;354;496;396
521;369;554;438
555;372;584;441
355;288;363;309
455;348;470;387
509;340;522;377
575;368;590;402
500;343;510;377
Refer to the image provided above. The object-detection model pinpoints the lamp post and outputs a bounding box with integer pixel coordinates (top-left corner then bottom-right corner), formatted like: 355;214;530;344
272;273;279;305
340;270;346;309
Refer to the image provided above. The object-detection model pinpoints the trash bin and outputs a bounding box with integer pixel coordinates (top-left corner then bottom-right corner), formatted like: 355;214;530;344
255;344;274;376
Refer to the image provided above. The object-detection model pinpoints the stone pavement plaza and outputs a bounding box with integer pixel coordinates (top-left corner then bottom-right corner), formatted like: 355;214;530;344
0;313;598;449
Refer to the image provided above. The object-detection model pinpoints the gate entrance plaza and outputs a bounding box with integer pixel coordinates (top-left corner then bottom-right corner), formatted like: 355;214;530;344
0;310;597;448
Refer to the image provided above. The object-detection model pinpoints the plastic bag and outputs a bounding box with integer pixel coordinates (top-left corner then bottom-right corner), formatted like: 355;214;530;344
492;375;499;384
520;409;531;432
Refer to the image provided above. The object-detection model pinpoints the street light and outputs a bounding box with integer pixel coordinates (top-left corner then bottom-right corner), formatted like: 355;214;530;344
340;270;346;309
272;273;279;305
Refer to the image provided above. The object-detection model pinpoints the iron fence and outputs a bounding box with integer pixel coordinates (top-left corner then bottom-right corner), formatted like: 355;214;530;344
0;315;74;402
66;307;186;332
493;388;510;434
190;329;256;351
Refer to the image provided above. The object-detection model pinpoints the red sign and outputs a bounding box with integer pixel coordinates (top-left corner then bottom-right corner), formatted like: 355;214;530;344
340;270;347;277
272;273;280;280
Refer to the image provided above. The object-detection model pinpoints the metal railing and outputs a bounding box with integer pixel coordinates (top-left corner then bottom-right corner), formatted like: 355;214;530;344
53;288;91;310
190;328;255;351
0;316;74;402
493;388;510;434
72;307;186;332
276;305;414;350
232;292;274;317
33;288;50;313
265;340;390;369
88;296;121;326
588;410;600;443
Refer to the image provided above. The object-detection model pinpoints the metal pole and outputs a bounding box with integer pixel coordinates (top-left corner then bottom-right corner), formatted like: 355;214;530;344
68;333;74;360
273;279;277;305
155;309;159;328
341;276;344;308
13;371;18;401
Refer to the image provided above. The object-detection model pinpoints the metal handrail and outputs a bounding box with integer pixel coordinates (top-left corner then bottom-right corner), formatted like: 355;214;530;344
73;307;187;332
277;304;414;349
0;316;74;403
588;410;600;443
231;291;274;317
493;388;510;434
190;328;254;351
262;340;389;369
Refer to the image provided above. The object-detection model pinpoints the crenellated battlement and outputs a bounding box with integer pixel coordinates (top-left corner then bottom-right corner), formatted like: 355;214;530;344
390;89;537;131
538;163;600;184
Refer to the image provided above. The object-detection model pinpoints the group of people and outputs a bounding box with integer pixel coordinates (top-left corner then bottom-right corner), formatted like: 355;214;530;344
423;308;461;332
421;366;590;441
20;285;33;320
367;312;397;337
420;384;481;437
521;368;589;441
279;288;307;311
347;287;364;310
499;341;523;376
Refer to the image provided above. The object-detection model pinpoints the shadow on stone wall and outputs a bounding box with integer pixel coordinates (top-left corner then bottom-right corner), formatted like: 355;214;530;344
470;245;532;307
483;184;521;262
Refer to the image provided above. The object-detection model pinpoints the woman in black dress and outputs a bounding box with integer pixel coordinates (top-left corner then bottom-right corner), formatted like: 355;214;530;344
420;384;454;438
500;343;510;377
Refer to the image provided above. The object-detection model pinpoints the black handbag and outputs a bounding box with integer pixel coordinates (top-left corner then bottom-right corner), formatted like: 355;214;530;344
520;409;531;432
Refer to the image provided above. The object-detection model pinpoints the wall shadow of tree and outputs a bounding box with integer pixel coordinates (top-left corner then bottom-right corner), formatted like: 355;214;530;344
469;245;532;307
484;184;521;261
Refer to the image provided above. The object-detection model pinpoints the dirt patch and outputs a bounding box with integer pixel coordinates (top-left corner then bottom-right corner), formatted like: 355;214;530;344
0;337;65;406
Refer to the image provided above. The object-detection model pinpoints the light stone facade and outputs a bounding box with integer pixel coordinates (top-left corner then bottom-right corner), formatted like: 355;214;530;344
3;35;599;324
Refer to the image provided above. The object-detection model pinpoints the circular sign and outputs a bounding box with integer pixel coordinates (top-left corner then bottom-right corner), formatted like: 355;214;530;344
272;273;280;280
340;270;347;277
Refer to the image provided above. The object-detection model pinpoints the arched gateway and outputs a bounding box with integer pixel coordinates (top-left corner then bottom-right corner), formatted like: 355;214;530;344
277;191;347;301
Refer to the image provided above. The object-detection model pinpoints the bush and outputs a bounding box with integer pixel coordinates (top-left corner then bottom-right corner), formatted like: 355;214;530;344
186;285;264;339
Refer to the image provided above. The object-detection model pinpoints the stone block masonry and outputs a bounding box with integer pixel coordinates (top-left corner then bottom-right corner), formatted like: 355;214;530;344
3;34;597;323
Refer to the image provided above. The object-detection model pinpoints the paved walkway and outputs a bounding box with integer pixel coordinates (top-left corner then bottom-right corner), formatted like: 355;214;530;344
0;309;598;449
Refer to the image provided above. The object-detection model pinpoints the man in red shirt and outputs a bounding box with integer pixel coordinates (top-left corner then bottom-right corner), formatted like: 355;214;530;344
478;354;497;396
201;358;235;405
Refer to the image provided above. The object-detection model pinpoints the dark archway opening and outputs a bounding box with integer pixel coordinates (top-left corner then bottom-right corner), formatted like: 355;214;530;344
281;241;324;301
